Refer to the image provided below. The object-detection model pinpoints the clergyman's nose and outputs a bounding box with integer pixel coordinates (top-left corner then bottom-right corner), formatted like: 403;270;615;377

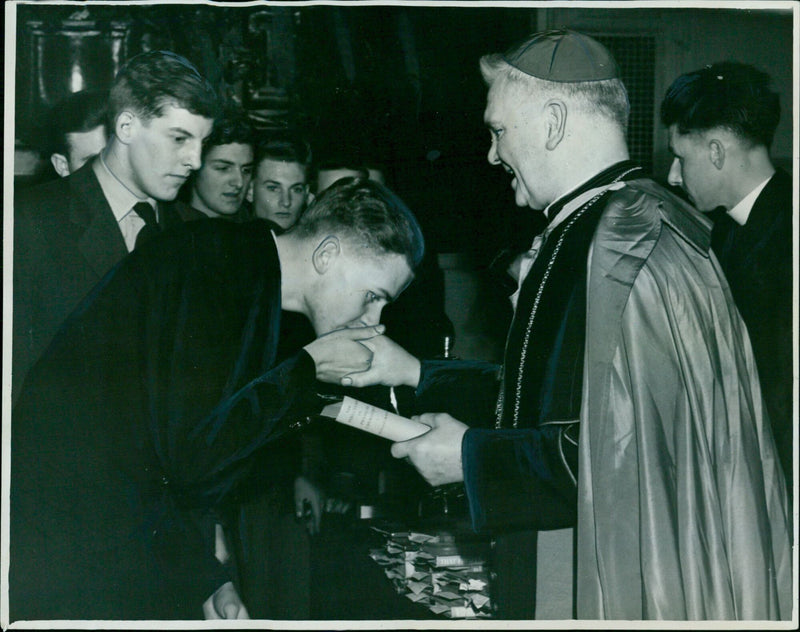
488;140;500;166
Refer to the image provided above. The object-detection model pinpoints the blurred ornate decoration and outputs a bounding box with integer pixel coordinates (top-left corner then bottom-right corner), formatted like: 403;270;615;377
14;3;303;146
242;6;298;130
16;5;131;145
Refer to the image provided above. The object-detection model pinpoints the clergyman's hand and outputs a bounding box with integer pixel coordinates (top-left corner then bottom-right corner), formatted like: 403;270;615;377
304;325;384;383
341;334;421;389
390;413;467;487
202;581;250;619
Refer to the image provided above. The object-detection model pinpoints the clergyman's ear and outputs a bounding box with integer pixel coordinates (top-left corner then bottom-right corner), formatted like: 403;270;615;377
544;99;567;151
311;236;340;274
50;153;70;178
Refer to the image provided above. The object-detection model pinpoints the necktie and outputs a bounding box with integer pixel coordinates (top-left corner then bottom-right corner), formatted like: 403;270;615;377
133;202;160;249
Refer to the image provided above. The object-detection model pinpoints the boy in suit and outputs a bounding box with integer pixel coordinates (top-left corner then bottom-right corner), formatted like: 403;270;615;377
661;61;793;492
13;49;219;402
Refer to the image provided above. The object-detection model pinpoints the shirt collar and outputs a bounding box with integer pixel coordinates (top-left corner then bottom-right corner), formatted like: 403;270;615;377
727;174;772;226
94;149;157;222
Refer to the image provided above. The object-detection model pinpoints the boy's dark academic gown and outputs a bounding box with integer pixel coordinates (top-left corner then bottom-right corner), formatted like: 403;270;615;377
10;219;321;620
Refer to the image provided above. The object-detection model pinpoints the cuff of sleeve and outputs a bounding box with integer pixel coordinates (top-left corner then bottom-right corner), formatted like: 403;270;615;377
295;348;317;381
414;360;501;426
462;427;491;533
415;359;435;397
463;427;578;534
284;349;325;420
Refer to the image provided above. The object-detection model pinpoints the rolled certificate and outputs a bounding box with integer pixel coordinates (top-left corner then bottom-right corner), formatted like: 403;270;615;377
321;396;431;442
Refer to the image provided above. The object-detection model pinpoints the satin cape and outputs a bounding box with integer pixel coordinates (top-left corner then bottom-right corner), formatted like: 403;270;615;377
576;180;792;619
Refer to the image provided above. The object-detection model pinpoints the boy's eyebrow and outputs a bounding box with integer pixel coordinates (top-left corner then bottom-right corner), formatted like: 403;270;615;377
261;178;307;187
168;126;195;137
209;158;255;167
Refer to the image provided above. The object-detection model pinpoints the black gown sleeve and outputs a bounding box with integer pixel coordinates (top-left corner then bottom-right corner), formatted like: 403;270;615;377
462;423;579;533
412;359;502;426
414;360;579;533
128;220;323;508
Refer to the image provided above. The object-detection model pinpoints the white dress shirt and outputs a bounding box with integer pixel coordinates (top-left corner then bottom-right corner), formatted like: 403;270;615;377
727;174;772;226
93;152;159;252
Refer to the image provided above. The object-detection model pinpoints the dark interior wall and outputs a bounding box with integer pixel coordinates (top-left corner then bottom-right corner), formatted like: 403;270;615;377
291;6;539;259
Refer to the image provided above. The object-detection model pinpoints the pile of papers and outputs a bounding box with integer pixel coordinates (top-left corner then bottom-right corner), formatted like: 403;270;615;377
369;525;493;619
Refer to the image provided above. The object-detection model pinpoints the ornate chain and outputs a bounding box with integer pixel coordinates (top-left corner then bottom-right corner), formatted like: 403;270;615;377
495;168;640;428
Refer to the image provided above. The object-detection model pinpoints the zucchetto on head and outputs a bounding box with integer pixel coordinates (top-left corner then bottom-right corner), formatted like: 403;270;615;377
503;29;620;82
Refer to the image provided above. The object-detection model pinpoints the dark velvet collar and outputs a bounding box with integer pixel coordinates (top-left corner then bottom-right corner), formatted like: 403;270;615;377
545;160;643;220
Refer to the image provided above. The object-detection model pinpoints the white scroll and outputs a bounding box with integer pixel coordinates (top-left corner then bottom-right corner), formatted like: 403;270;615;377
321;396;430;442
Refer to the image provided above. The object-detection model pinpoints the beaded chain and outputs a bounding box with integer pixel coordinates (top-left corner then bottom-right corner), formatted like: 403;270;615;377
495;168;641;429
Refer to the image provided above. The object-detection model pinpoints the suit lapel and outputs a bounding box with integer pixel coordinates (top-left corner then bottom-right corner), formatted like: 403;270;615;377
68;161;128;278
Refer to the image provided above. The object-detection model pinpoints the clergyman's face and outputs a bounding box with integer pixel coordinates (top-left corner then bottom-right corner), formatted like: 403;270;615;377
250;159;309;230
667;125;723;212
484;80;550;210
66;125;108;173
191;143;254;217
125;104;213;201
306;246;413;336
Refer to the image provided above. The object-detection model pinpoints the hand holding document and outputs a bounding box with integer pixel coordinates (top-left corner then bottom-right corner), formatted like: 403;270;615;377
321;396;431;442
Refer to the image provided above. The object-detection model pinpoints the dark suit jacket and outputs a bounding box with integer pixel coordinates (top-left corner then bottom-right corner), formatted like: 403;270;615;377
10;219;322;620
709;168;793;487
12;160;195;402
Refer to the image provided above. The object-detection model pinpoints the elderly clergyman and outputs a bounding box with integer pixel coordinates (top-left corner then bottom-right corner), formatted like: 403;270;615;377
347;30;791;620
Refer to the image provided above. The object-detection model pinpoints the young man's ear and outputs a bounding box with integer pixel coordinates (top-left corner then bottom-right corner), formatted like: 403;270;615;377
246;180;254;204
708;139;726;170
311;236;341;275
50;153;70;178
115;111;136;144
